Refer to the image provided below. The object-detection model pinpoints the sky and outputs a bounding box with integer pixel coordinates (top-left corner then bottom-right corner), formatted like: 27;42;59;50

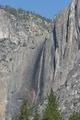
0;0;70;19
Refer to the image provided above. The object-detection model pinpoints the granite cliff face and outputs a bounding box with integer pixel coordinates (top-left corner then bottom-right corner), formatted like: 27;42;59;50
0;6;52;120
0;0;80;119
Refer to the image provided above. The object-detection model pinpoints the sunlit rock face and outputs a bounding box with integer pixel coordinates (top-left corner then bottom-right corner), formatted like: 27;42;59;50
0;6;52;120
0;0;80;119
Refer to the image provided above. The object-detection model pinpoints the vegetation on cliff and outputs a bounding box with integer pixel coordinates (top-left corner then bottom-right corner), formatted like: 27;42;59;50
42;89;62;120
33;112;40;120
14;89;80;120
16;100;29;120
0;5;51;23
15;89;62;120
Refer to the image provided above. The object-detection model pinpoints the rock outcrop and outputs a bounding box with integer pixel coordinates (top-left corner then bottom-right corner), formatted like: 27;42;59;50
0;0;80;119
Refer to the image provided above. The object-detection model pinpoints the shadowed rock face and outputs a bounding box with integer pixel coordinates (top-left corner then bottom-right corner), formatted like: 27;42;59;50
53;0;80;119
0;0;80;119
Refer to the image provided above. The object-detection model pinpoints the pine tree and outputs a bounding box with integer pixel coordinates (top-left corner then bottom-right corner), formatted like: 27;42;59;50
43;89;62;120
16;100;29;120
33;112;40;120
69;112;80;120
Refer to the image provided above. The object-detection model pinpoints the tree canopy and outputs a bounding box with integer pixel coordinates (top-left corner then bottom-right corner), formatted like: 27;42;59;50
42;89;62;120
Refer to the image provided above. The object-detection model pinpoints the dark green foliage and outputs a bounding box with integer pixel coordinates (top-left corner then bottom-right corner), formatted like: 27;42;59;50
4;5;17;16
1;5;51;23
69;112;80;120
16;100;29;120
43;89;62;120
31;12;51;23
33;112;40;120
